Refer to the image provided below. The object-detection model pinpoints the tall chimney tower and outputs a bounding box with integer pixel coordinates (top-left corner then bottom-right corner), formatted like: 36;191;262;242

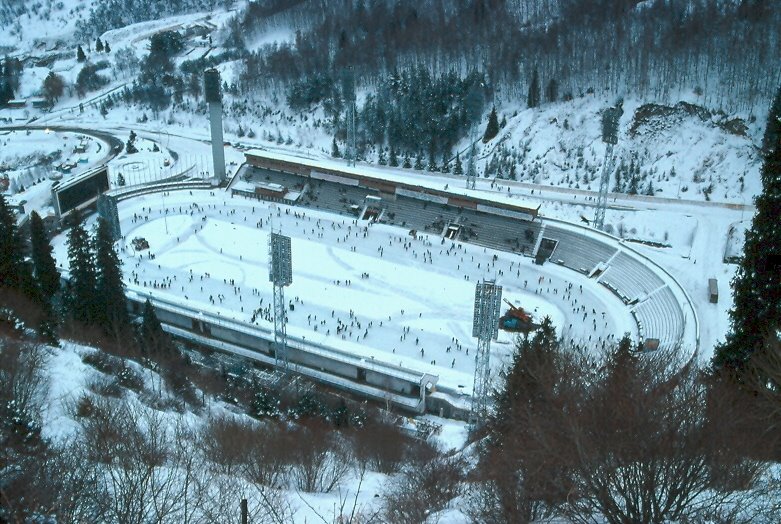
204;68;226;183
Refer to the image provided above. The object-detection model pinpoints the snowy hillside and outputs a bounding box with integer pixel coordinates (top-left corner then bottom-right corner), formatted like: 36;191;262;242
477;94;762;203
0;0;97;49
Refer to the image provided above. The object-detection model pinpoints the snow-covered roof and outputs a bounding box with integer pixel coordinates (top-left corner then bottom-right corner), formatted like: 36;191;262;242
245;149;541;218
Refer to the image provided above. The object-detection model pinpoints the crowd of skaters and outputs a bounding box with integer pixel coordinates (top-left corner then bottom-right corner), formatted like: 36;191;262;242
117;192;628;379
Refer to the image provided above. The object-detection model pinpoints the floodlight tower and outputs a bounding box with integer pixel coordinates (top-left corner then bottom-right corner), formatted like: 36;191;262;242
269;232;293;371
470;280;503;427
593;102;623;230
204;68;226;183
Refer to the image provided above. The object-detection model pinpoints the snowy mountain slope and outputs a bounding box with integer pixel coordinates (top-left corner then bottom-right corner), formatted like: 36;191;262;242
2;1;768;210
0;0;98;51
477;94;762;204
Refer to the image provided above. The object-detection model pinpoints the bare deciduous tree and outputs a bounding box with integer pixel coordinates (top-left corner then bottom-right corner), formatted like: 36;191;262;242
481;331;764;524
382;454;465;524
288;420;352;493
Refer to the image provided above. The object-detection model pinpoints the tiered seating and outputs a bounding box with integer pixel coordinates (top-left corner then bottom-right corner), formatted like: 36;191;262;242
544;226;617;274
382;197;458;232
599;252;665;303
303;180;367;214
246;165;545;248
242;165;689;354
468;212;542;255
633;286;684;351
248;167;307;189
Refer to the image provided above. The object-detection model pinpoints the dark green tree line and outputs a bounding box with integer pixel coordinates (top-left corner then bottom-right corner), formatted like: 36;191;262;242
714;86;781;375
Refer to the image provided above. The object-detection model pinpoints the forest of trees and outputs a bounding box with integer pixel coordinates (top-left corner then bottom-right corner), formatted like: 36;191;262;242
237;0;780;113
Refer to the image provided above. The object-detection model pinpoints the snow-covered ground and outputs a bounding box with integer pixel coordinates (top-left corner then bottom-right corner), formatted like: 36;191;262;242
0;128;109;215
476;94;763;202
2;113;744;374
39;340;392;522
51;189;640;393
0;5;767;521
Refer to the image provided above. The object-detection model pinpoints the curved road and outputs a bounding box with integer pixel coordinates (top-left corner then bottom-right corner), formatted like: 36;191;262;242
0;125;124;164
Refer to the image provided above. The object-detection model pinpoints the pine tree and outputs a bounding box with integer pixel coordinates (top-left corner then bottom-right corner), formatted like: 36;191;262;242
466;143;477;180
126;130;138;154
377;148;387;165
389;147;399;167
493;316;559;436
441;152;450;173
427;151;438;172
29;211;60;301
628;175;639;195
95;38;104;53
331;137;341;158
94;218;127;333
414;151;424;170
140;299;173;356
483;106;499;142
76;45;86;63
104;41;111;53
545;78;558;103
0;194;25;290
64;210;97;324
714;86;781;374
527;68;540;109
453;152;464;175
402;152;411;169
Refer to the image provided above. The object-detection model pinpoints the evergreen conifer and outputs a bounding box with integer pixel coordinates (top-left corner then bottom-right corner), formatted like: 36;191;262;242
466;143;477;180
389;148;399;167
64;210;97;324
76;45;86;62
28;211;60;341
29;211;60;302
483;106;499;142
414;151;424;170
427;151;438;172
527;68;540;108
331;137;341;158
140;299;173;356
441;152;450;173
94;218;127;333
0;194;25;290
95;38;104;53
453;153;463;175
545;78;558;103
714;86;781;374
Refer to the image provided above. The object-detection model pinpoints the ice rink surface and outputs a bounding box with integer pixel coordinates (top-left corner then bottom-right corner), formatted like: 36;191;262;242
93;190;640;392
